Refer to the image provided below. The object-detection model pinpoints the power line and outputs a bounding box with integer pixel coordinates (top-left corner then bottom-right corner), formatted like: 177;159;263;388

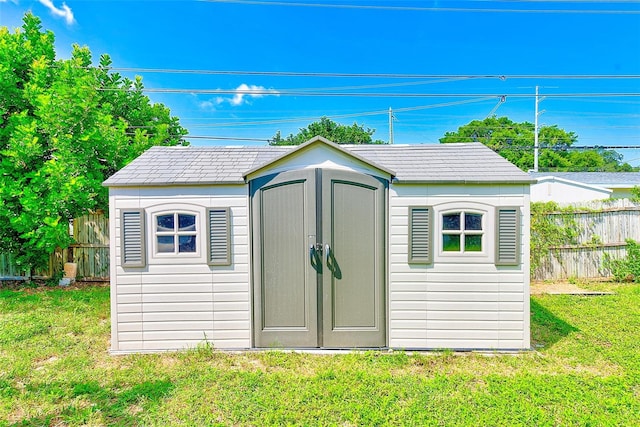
129;98;498;129
182;135;271;142
116;87;640;98
202;0;640;14
103;68;640;79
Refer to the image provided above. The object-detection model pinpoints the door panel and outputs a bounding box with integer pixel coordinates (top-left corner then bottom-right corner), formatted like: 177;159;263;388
322;171;386;348
252;170;318;347
252;168;386;348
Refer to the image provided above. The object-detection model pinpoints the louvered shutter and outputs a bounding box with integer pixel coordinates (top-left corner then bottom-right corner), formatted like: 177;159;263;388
496;207;520;266
207;208;231;266
121;209;146;267
408;206;432;264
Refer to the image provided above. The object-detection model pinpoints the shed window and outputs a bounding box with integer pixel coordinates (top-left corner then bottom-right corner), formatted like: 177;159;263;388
442;212;484;253
155;213;197;254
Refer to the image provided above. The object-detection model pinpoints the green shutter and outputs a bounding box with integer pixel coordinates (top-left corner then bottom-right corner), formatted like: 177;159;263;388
496;207;520;266
208;208;231;266
121;209;146;267
408;206;432;264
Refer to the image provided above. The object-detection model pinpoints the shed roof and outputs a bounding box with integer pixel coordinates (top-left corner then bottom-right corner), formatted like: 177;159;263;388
103;140;532;187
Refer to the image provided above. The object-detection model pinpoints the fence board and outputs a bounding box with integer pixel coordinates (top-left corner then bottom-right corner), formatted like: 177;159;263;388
1;211;110;280
0;253;26;278
71;212;110;279
533;200;640;281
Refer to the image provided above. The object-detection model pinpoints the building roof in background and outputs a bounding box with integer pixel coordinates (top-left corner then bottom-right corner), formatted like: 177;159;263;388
529;172;640;189
104;140;533;187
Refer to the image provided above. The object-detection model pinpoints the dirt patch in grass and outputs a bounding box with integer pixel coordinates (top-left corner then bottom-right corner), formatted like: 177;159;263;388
0;279;110;291
530;281;614;295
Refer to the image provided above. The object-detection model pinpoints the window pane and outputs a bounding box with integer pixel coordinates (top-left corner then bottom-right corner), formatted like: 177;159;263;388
465;213;483;231
443;235;460;251
157;214;174;232
465;235;482;252
442;213;460;231
178;214;196;232
157;235;174;253
179;235;197;253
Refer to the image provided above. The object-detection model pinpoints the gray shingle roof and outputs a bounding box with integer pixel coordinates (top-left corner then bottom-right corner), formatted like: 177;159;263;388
529;172;640;188
103;141;532;187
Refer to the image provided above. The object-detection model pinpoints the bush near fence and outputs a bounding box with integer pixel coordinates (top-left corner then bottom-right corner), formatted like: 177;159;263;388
532;199;640;281
1;211;109;281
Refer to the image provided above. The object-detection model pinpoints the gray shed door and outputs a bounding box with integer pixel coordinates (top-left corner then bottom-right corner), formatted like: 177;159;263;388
251;168;386;348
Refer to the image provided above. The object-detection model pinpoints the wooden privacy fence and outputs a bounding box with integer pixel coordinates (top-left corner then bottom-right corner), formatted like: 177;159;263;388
0;211;109;281
533;199;640;281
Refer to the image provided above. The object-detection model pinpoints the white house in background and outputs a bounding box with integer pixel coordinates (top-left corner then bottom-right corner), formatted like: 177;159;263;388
104;137;533;354
529;172;640;203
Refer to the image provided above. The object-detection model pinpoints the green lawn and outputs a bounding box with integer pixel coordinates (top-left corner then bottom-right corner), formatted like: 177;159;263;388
1;282;639;426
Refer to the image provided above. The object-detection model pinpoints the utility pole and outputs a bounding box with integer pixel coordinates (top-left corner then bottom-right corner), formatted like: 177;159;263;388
388;107;395;144
534;86;540;172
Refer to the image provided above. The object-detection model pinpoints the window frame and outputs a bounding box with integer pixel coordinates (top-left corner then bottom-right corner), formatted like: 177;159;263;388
152;211;200;257
434;203;493;263
440;210;486;254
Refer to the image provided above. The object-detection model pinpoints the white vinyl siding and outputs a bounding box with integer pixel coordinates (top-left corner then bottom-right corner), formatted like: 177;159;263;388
388;184;530;350
110;185;250;352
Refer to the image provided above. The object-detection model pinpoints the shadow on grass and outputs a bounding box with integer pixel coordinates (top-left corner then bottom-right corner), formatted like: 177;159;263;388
11;380;173;426
530;299;579;349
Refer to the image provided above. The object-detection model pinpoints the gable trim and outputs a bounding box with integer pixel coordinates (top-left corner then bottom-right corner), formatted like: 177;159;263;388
242;136;396;180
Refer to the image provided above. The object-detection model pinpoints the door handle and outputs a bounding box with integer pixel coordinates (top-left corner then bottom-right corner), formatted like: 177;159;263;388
325;243;330;264
310;244;322;273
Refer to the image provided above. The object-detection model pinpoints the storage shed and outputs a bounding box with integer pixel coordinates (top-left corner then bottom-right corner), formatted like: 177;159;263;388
104;137;533;353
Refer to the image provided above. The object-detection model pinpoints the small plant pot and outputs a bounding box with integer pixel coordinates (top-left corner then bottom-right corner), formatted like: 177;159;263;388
63;262;78;280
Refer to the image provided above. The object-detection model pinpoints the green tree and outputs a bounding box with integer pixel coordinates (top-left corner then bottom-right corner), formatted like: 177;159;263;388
270;117;386;145
0;13;187;272
439;116;636;172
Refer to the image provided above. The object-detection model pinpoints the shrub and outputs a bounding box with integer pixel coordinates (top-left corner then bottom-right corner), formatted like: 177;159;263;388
605;239;640;282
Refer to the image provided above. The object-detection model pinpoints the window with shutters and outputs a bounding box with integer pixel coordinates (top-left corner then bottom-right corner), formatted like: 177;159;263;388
441;211;484;253
207;208;231;266
153;212;198;255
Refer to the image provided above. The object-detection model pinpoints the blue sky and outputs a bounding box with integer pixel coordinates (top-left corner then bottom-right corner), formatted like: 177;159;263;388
1;0;640;166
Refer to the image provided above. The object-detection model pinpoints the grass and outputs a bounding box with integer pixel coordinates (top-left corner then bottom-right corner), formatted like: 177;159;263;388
1;282;639;426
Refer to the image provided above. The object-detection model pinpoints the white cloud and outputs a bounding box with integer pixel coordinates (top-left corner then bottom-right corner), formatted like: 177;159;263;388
38;0;75;25
196;85;279;111
197;96;225;111
230;83;279;106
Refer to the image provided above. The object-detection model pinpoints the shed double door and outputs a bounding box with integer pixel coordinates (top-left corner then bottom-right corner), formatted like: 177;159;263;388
252;168;386;348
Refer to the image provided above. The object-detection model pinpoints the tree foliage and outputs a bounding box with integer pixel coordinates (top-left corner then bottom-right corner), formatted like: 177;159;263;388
270;117;386;145
440;116;636;172
0;13;188;271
